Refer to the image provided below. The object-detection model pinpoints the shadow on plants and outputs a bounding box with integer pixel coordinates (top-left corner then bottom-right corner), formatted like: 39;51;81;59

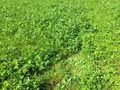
39;79;53;90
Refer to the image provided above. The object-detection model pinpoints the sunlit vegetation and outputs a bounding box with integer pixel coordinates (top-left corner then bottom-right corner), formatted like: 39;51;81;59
0;0;120;90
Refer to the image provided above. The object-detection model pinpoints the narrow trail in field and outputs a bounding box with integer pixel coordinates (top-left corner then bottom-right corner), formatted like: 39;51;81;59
41;52;84;90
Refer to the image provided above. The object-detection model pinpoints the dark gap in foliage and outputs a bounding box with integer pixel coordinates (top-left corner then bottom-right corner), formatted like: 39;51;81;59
39;79;52;90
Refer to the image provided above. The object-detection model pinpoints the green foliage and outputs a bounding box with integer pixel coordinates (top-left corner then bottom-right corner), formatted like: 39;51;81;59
0;0;120;90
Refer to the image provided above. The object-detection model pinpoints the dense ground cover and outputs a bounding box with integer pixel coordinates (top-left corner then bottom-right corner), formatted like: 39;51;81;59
0;0;120;90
